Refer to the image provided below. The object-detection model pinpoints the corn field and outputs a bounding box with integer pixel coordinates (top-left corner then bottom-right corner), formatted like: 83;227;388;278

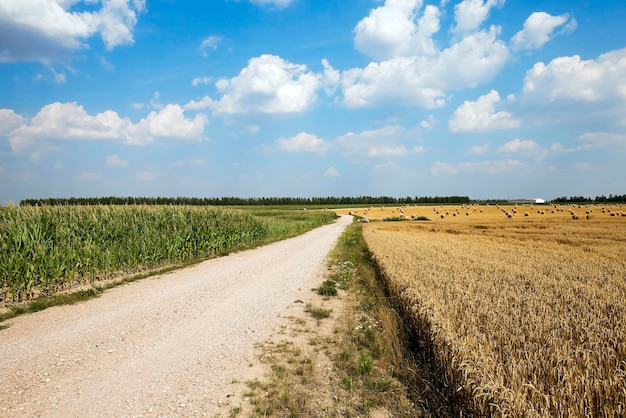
363;217;626;417
1;205;336;303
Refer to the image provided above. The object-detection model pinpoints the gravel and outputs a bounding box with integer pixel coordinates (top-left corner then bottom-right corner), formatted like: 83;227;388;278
0;215;352;417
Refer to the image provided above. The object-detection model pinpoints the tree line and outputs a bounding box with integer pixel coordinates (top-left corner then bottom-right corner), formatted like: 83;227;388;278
20;195;472;207
552;194;626;203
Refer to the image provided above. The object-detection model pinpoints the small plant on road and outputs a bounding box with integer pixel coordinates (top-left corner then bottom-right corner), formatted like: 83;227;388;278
316;279;337;296
304;303;332;320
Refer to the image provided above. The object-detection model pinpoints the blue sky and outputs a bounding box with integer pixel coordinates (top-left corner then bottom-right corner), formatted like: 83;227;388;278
1;0;625;203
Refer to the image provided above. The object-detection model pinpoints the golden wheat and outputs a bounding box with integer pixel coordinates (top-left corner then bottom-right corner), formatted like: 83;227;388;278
362;217;626;417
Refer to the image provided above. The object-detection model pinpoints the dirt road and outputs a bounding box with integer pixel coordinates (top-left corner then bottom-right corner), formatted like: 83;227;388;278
0;215;352;417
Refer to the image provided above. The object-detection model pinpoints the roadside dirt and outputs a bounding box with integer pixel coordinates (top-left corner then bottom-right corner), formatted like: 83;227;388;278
0;215;352;417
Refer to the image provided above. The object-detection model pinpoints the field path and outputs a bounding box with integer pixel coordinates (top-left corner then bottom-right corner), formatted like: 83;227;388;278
0;215;352;417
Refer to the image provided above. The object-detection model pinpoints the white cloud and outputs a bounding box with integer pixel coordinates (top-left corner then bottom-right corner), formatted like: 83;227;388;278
276;132;328;153
184;96;215;110
435;25;509;89
453;0;505;35
203;54;324;114
550;142;591;153
200;36;222;56
341;57;448;108
321;59;340;95
497;138;539;153
248;0;294;8
413;145;425;153
449;89;520;132
142;104;207;141
192;76;212;86
105;154;128;167
420;115;436;129
344;11;509;109
497;138;549;161
0;109;25;134
578;132;626;148
523;48;626;105
511;12;576;52
6;101;208;152
9;102;130;152
0;0;145;63
324;166;340;177
354;0;440;61
33;66;68;84
98;0;145;50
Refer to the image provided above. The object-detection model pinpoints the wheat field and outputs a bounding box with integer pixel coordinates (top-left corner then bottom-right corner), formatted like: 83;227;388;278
357;205;626;416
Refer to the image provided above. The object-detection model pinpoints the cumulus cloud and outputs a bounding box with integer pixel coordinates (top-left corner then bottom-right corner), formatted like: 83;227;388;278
341;57;448;108
511;12;576;51
452;0;505;35
142;104;207;141
449;89;520;132
354;0;440;60
276;132;328;153
0;0;145;63
5;102;208;153
523;48;626;105
0;109;25;134
343;0;509;108
187;54;325;114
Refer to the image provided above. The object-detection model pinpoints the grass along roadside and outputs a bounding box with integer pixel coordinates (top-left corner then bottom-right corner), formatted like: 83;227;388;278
240;221;441;417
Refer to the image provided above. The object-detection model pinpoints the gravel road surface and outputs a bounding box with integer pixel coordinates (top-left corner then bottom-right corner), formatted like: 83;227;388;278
0;215;352;417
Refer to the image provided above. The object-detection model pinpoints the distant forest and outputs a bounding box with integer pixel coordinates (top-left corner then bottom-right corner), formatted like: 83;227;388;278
19;194;626;207
20;195;473;207
552;195;626;203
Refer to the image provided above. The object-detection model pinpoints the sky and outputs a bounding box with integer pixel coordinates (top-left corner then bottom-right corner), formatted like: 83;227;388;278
1;0;625;203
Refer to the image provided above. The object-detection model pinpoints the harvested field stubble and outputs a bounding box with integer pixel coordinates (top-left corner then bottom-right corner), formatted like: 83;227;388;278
362;216;626;417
